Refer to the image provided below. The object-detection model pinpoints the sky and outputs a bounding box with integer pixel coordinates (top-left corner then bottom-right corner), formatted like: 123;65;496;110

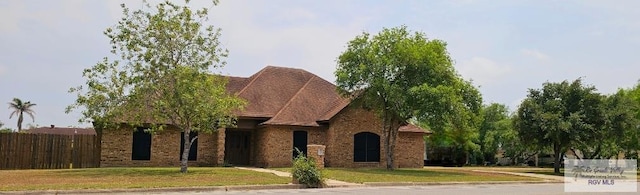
1;0;639;129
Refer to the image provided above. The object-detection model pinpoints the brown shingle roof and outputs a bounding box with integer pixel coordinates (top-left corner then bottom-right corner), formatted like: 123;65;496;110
25;125;96;135
234;66;315;118
225;76;250;94
229;66;346;125
227;66;429;133
263;76;344;126
399;124;431;134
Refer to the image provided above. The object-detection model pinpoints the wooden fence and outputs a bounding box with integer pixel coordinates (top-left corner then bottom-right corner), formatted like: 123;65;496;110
0;133;100;169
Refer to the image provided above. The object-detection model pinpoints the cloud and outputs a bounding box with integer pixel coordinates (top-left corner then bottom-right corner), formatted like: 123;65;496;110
0;64;5;76
457;57;511;86
0;1;93;34
206;1;373;82
521;49;550;61
0;1;24;33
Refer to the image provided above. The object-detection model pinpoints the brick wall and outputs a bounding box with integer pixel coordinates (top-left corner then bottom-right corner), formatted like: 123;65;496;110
253;126;326;168
101;126;132;166
101;125;218;167
325;107;425;168
100;110;424;168
325;107;387;168
395;132;425;168
307;127;327;146
254;126;292;167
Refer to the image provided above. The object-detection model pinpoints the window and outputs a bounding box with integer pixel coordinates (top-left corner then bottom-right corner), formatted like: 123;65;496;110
180;131;198;161
132;127;152;160
353;132;380;162
292;131;308;158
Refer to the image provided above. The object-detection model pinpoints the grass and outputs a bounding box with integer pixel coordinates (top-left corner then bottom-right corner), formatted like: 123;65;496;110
271;167;542;183
455;166;640;177
272;167;293;172
497;168;566;176
326;168;542;183
0;167;290;191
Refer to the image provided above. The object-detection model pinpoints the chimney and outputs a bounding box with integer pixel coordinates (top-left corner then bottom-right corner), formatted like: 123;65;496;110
50;125;55;128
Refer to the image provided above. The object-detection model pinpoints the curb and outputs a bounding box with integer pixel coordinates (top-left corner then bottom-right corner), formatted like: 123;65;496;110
0;184;306;195
325;184;366;188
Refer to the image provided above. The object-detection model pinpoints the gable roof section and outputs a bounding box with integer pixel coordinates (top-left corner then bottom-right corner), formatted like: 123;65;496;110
399;124;431;134
228;66;346;126
225;76;249;94
263;76;344;126
227;66;430;133
231;66;317;119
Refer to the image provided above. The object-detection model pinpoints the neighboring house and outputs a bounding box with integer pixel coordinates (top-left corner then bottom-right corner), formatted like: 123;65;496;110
101;66;429;168
26;125;96;135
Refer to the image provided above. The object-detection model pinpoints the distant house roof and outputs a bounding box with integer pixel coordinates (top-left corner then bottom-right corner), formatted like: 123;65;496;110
399;124;432;134
26;125;96;135
226;66;430;133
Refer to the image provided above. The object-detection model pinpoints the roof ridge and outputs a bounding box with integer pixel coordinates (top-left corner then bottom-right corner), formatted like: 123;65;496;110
265;65;306;71
236;67;268;96
265;75;317;124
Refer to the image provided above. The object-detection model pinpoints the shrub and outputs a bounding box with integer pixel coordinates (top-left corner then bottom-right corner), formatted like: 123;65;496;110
291;149;324;188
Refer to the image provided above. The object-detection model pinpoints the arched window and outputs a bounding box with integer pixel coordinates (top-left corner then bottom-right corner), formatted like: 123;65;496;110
353;132;380;162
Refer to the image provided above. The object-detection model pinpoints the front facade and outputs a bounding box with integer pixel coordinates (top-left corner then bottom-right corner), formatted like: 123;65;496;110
101;66;427;168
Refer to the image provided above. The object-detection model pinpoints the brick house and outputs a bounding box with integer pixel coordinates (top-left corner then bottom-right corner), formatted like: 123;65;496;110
101;66;428;168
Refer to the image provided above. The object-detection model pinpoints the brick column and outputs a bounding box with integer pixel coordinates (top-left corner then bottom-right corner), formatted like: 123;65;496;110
307;144;326;169
216;128;226;165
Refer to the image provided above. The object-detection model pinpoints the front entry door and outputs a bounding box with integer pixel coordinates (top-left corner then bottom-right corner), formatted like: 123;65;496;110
225;130;251;165
292;131;308;158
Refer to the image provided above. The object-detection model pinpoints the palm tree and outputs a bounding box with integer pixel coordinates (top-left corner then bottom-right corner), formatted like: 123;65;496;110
8;98;36;132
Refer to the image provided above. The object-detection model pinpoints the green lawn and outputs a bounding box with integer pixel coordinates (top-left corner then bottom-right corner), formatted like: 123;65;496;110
272;167;542;183
325;168;542;183
449;166;640;177
519;169;639;177
0;167;290;191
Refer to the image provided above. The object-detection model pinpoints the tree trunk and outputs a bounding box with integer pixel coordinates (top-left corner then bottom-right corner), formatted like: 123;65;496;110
389;120;398;169
384;116;393;170
553;142;561;174
588;145;601;159
384;115;400;170
17;113;23;132
180;129;193;173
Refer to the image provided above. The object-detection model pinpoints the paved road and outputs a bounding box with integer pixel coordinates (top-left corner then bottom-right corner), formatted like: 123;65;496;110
135;183;637;195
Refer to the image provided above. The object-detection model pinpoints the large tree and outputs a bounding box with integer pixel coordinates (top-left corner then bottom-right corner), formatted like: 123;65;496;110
477;103;512;164
514;79;607;173
67;0;245;173
624;82;640;158
335;26;482;169
8;98;36;132
477;104;537;165
592;85;640;159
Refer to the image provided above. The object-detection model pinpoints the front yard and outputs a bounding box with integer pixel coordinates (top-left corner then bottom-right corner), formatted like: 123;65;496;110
0;166;578;191
273;167;543;183
325;168;543;183
0;167;290;191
